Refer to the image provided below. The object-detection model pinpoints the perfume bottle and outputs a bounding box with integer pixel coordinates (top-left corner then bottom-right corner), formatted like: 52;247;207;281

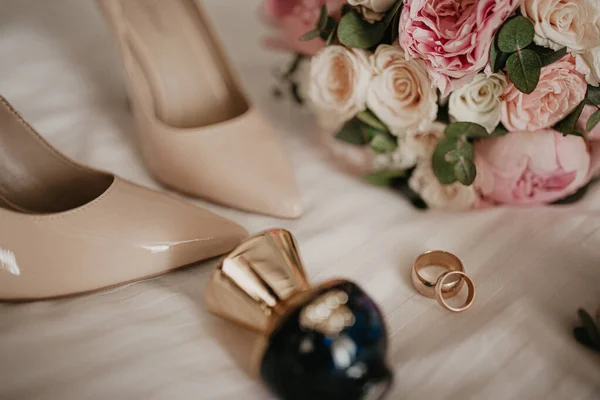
205;229;393;400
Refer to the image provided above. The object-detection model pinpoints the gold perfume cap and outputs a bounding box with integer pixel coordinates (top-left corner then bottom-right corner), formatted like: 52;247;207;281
205;229;311;334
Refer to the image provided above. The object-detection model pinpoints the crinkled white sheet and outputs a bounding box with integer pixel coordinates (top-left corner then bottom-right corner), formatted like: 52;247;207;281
0;1;599;399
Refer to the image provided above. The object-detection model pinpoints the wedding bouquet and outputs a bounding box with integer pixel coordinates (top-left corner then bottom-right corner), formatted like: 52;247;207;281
263;0;600;210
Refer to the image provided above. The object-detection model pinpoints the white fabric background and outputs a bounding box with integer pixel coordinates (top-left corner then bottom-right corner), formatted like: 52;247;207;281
0;1;599;399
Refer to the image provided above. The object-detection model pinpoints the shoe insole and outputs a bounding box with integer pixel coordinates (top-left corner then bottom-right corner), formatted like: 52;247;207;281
119;0;248;128
0;102;113;214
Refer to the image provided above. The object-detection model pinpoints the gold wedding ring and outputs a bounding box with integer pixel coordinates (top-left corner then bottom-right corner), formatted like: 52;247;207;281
434;271;476;312
412;250;476;312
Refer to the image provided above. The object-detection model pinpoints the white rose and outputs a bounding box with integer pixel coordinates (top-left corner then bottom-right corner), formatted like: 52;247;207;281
309;45;373;126
348;0;397;13
367;45;438;136
448;73;506;133
359;6;384;23
576;47;600;86
409;161;477;211
521;0;600;53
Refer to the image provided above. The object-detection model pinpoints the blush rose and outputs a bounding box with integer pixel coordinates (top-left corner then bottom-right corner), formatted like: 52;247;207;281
500;56;588;132
262;0;346;56
474;130;591;205
399;0;519;97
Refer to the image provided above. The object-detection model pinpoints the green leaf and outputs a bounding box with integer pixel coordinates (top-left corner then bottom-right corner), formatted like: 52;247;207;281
491;124;509;136
381;1;403;30
335;119;369;145
577;309;600;349
360;124;386;141
445;149;461;164
336;2;402;50
554;100;586;136
587;109;600;132
453;157;477;186
325;27;337;46
497;16;535;53
490;40;510;73
432;138;459;184
445;122;488;139
300;29;321;41
318;5;328;30
370;134;397;153
588;85;600;105
506;49;541;94
363;170;406;186
337;10;386;48
529;44;567;67
356;109;389;132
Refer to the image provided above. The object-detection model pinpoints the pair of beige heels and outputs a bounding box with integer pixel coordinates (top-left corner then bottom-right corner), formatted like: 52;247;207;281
0;0;301;301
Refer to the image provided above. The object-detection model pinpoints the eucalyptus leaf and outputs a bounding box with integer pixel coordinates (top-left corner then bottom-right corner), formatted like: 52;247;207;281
577;309;600;349
356;109;389;132
554;100;586;136
363;170;406;186
491;124;509;136
360;124;386;141
335;119;369;145
370;134;398;153
506;49;541;94
300;29;321;41
453;157;477;186
432;138;459;184
381;1;403;29
318;5;328;30
490;41;510;73
325;27;337;46
587;109;600;132
445;149;461;164
588;85;600;105
445;122;488;139
529;44;567;67
337;10;386;49
574;327;599;351
497;16;535;53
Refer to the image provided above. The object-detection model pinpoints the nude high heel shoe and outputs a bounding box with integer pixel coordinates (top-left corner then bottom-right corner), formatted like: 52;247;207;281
98;0;303;219
0;96;248;301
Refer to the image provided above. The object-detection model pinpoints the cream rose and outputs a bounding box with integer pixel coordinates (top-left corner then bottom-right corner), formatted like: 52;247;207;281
348;0;397;13
372;139;418;171
367;45;438;136
309;45;373;127
449;73;507;133
372;122;446;171
409;160;478;211
576;47;600;86
521;0;600;53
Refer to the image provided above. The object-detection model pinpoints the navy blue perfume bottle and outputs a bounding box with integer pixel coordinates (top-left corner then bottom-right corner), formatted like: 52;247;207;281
205;229;392;400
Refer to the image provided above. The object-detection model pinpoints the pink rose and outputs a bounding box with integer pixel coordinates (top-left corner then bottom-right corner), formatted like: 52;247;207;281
501;56;588;132
399;0;519;97
474;130;591;205
262;0;346;56
576;105;600;141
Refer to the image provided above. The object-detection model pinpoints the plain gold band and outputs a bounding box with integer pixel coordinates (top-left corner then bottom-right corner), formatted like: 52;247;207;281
434;271;476;313
412;250;464;299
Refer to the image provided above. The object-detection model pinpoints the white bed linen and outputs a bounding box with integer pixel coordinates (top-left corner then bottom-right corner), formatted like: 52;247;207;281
0;1;599;399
